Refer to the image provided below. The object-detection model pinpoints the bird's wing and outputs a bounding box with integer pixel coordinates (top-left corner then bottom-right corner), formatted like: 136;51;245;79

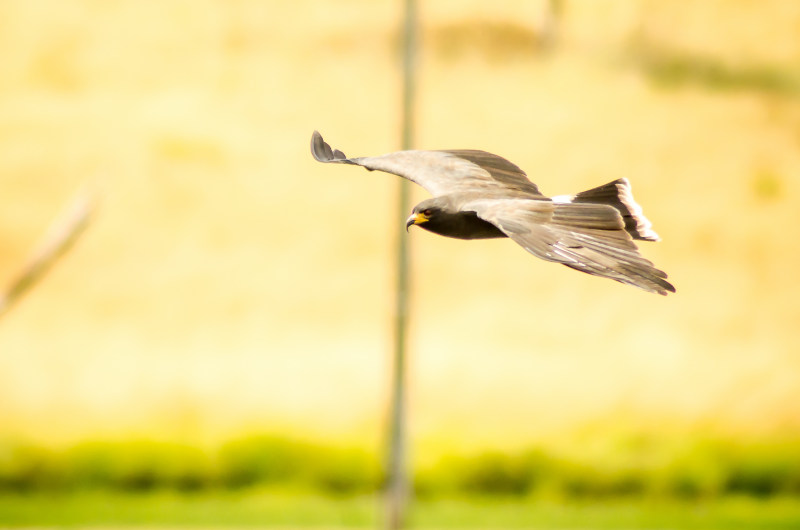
311;131;543;197
463;197;675;295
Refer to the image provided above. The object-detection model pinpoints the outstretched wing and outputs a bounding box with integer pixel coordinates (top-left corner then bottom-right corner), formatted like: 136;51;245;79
463;197;675;295
311;131;542;197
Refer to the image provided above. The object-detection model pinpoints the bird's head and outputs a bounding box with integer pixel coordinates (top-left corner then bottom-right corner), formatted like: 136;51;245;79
406;198;447;231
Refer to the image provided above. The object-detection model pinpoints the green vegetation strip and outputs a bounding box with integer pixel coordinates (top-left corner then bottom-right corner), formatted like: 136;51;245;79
3;436;800;499
0;492;800;529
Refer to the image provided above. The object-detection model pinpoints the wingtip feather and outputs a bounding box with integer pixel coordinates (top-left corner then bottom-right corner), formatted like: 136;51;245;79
310;130;348;163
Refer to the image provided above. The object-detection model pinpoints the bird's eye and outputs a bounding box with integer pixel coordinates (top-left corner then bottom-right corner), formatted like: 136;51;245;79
422;209;432;217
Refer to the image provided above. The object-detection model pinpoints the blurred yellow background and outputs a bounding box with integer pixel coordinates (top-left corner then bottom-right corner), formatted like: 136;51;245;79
0;0;798;468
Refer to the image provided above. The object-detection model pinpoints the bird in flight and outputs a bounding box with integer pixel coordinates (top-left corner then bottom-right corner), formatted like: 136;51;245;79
311;131;675;295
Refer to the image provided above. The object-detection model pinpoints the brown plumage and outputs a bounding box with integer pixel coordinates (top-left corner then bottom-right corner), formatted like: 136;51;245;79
311;131;675;295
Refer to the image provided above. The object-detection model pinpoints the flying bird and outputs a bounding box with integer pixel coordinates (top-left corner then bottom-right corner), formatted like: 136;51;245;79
311;131;675;295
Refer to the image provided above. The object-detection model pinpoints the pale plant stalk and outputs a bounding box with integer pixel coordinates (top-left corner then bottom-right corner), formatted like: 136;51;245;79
0;184;98;319
386;0;417;529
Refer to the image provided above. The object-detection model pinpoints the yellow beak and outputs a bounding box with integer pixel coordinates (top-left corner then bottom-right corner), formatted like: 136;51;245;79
405;212;429;231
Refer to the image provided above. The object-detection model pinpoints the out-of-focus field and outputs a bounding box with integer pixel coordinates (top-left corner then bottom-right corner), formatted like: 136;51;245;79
2;491;800;529
0;0;799;507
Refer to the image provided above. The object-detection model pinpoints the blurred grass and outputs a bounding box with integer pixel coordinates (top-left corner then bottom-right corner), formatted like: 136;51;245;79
633;46;800;95
0;436;380;496
2;435;799;500
1;491;800;528
0;490;378;527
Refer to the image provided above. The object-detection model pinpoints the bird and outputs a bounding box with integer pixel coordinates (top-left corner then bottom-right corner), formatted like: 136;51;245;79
311;131;675;295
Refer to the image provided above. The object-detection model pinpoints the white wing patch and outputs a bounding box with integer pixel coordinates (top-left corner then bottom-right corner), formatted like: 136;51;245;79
551;194;573;204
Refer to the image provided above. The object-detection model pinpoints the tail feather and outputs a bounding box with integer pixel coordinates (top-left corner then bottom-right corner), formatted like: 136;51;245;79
557;178;660;241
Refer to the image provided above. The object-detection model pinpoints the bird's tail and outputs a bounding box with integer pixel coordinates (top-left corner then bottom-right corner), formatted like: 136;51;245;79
554;178;660;241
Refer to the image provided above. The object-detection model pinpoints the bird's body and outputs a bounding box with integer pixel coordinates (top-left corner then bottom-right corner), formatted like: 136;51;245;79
311;131;675;295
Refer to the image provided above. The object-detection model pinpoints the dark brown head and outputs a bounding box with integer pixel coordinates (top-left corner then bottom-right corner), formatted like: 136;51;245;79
405;197;454;231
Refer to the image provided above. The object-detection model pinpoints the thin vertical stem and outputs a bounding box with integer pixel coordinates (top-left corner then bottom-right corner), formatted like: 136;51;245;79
400;0;417;152
386;0;417;528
